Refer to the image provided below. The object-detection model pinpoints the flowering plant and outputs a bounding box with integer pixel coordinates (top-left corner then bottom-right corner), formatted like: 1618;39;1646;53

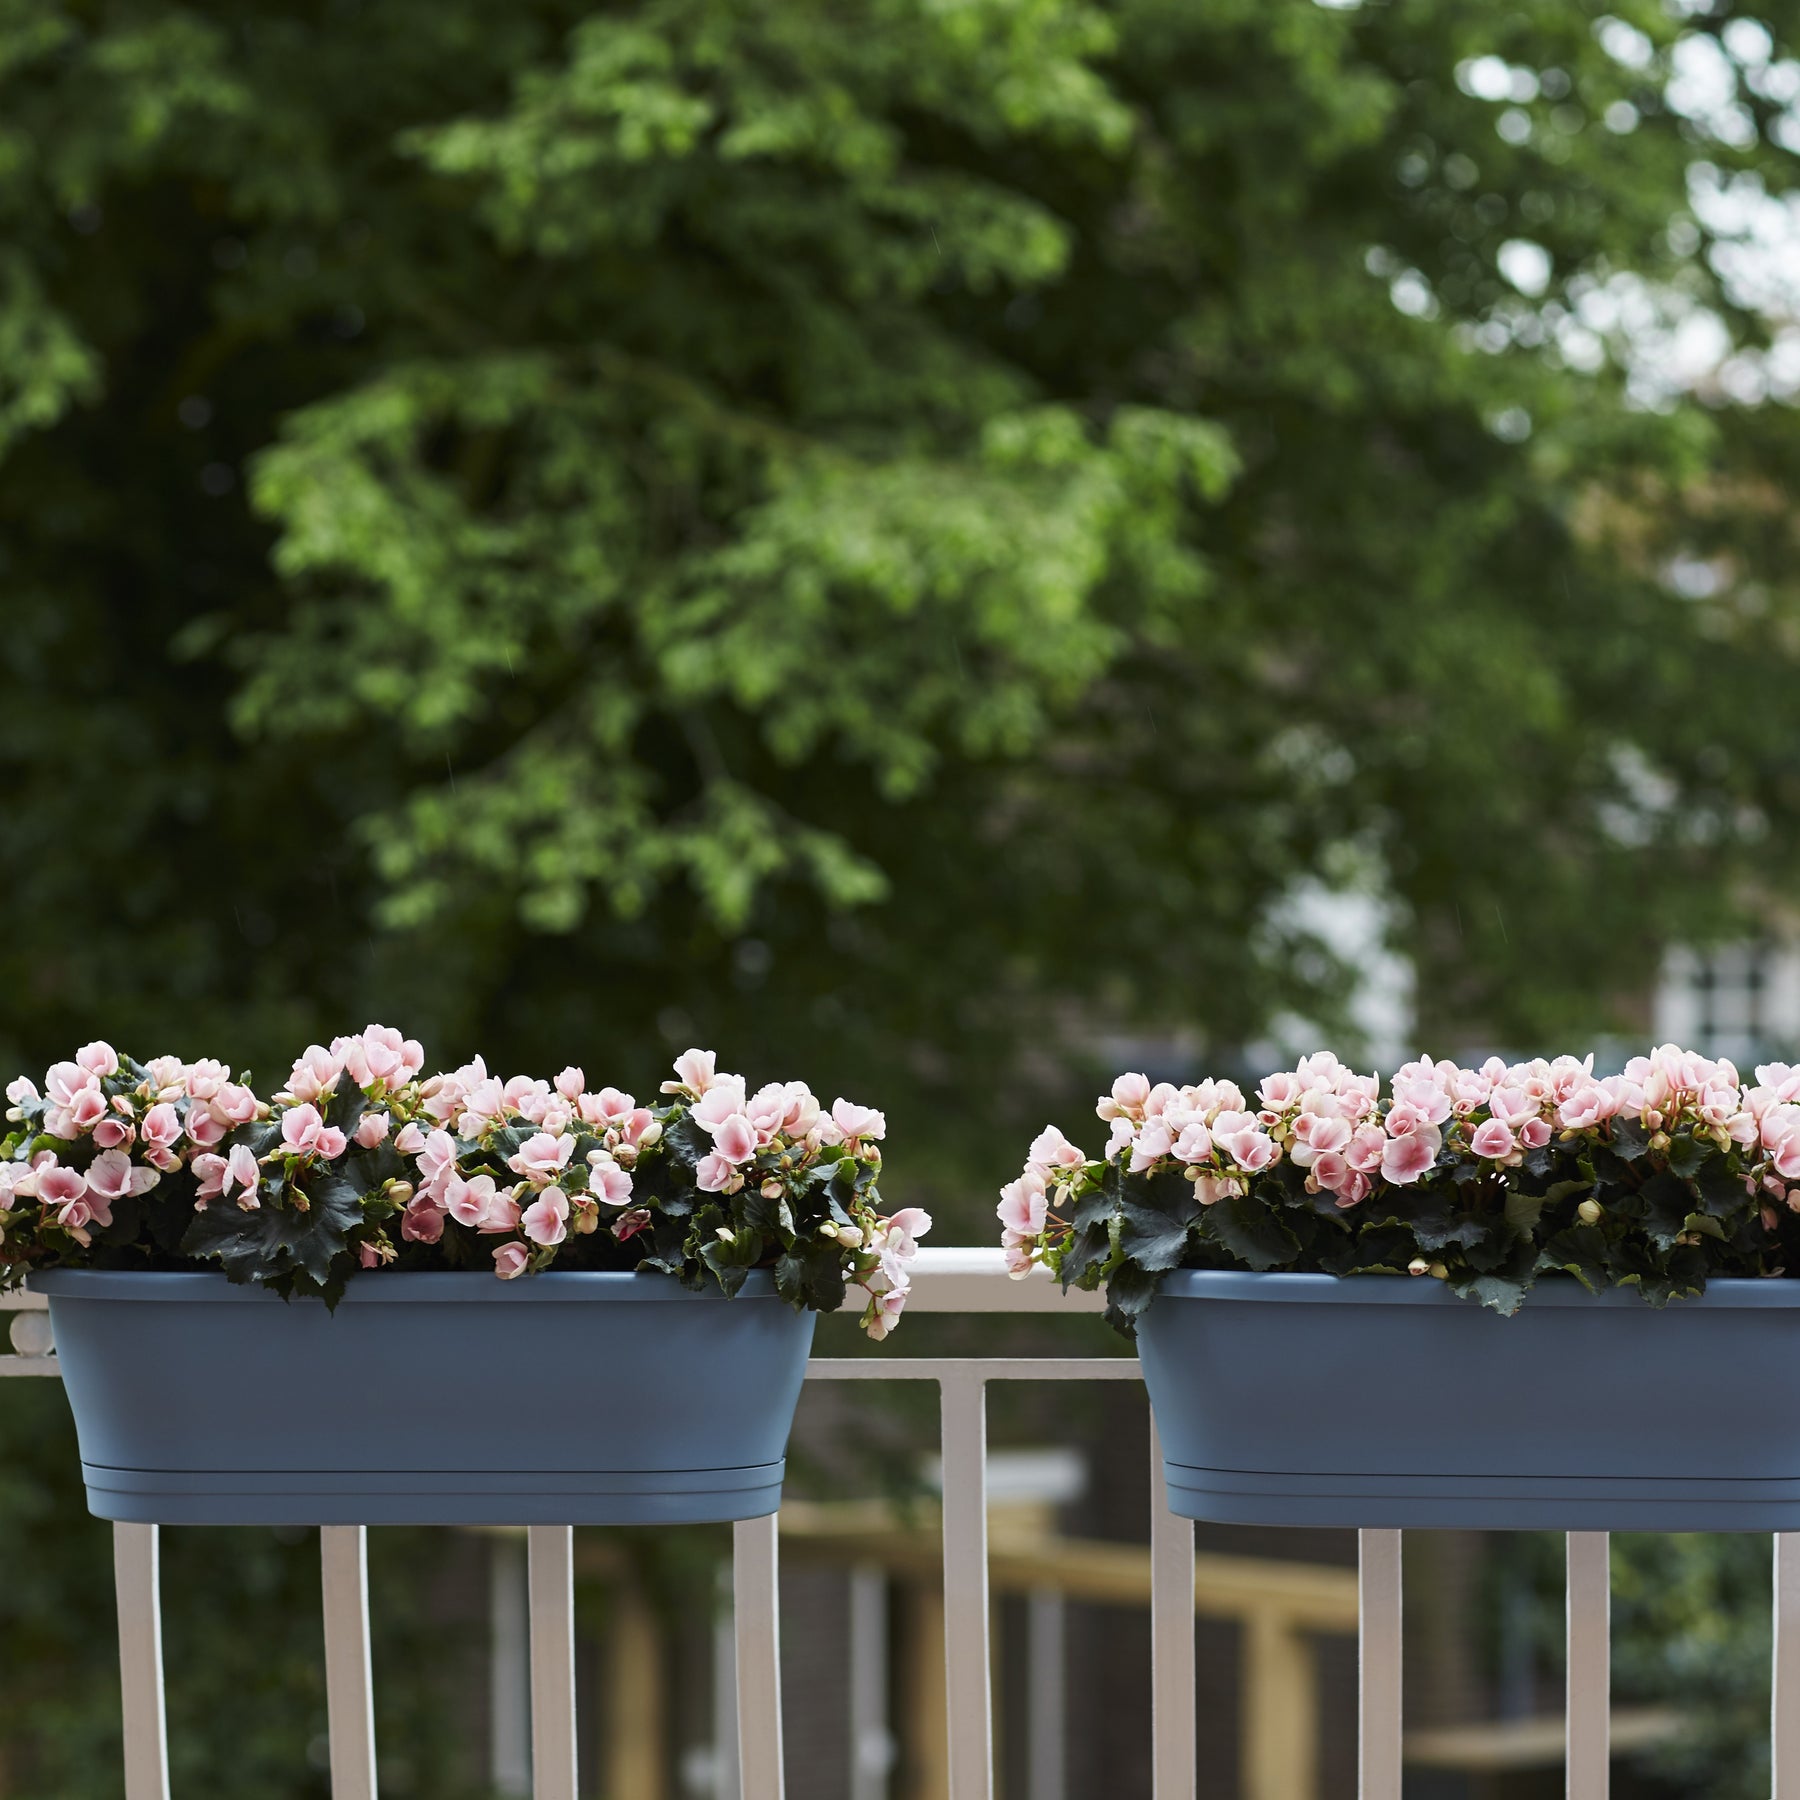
1001;1046;1800;1334
2;1034;928;1337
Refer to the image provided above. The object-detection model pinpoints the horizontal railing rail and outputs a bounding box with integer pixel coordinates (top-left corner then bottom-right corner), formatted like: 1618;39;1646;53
0;1250;1791;1798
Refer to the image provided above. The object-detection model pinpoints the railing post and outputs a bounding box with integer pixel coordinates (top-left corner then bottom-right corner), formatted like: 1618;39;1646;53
734;1513;785;1799
321;1526;378;1800
526;1525;577;1800
1566;1531;1610;1800
939;1371;993;1800
1149;1416;1196;1799
113;1522;171;1800
1358;1529;1403;1800
1778;1535;1800;1798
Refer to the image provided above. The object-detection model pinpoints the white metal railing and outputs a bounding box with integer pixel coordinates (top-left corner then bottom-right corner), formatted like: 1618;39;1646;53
2;1252;1794;1798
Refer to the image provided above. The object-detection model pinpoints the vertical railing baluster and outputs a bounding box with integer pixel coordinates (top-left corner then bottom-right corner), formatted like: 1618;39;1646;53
1566;1531;1610;1800
734;1514;785;1800
1358;1529;1403;1800
849;1565;891;1800
1778;1535;1800;1797
489;1533;532;1798
113;1522;171;1800
939;1371;993;1800
1149;1416;1197;1799
321;1526;378;1800
526;1525;578;1800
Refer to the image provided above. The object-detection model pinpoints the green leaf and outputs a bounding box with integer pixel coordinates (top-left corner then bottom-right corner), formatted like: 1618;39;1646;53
1635;1170;1694;1250
1201;1193;1299;1272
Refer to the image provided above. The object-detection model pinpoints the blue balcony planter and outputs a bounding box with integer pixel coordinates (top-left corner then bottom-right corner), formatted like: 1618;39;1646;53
31;1269;815;1527
1138;1270;1800;1531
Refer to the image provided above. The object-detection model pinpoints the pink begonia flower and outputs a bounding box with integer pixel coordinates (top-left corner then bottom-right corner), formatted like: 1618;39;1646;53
883;1207;932;1256
509;1131;574;1184
493;1241;531;1279
522;1187;570;1247
503;1075;549;1119
184;1059;229;1102
456;1076;506;1137
713;1114;759;1165
193;1145;257;1209
37;1165;88;1208
1105;1116;1135;1159
554;1066;585;1101
1335;1171;1371;1207
1381;1131;1437;1185
1520;1117;1553;1150
579;1087;638;1126
1003;1240;1035;1276
58;1195;108;1240
746;1083;789;1142
1487;1087;1539;1130
342;1025;424;1090
1171;1122;1213;1164
1470;1118;1517;1161
1210;1112;1275;1171
1143;1082;1180;1119
1128;1120;1175;1173
1557;1081;1616;1132
283;1046;342;1104
186;1108;226;1148
778;1082;819;1135
695;1152;735;1192
400;1195;447;1244
280;1103;330;1156
1391;1077;1453;1126
1345;1124;1388;1174
446;1173;517;1231
692;1077;749;1134
537;1099;573;1137
1291;1112;1352;1165
664;1048;718;1096
1311;1150;1351;1194
1096;1072;1152;1121
1028;1124;1087;1171
354;1112;391;1149
616;1109;657;1149
44;1061;95;1110
358;1242;382;1269
6;1076;39;1107
1257;1070;1305;1111
828;1094;885;1137
998;1174;1048;1237
93;1117;134;1149
67;1087;109;1133
864;1288;908;1341
586;1153;633;1205
211;1083;259;1126
76;1040;119;1077
394;1120;427;1156
415;1129;458;1199
1769;1118;1800;1183
86;1148;161;1203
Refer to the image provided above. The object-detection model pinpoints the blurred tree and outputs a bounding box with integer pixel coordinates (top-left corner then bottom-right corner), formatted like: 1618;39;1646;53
7;0;1800;1138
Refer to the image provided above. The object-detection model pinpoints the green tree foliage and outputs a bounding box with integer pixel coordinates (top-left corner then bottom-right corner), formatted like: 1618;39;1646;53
9;0;1800;1107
